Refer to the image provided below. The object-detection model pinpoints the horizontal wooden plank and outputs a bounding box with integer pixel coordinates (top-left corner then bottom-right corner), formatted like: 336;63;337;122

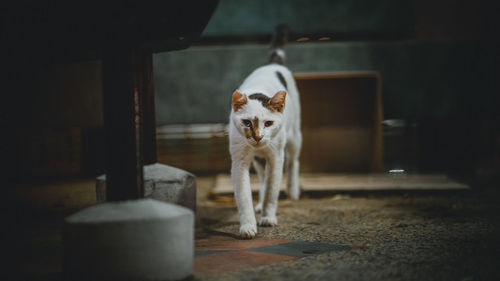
212;173;469;195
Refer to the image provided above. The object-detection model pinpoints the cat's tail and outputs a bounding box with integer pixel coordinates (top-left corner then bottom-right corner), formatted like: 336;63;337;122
268;24;289;65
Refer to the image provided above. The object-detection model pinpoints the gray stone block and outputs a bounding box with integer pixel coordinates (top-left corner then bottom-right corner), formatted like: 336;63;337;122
63;199;194;281
96;163;196;211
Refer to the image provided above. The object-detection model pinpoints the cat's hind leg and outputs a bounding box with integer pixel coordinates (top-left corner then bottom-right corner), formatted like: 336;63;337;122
285;134;302;200
252;157;266;213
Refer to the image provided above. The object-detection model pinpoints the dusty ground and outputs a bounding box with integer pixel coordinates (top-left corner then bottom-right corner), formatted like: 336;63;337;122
5;175;500;281
195;177;500;281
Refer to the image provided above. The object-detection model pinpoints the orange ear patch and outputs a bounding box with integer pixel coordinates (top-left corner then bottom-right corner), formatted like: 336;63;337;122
269;91;286;112
232;91;248;112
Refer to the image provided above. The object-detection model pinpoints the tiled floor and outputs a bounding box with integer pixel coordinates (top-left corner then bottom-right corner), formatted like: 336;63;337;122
194;234;350;274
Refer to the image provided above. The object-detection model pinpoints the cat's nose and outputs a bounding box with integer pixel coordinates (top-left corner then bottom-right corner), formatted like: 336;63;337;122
254;135;263;142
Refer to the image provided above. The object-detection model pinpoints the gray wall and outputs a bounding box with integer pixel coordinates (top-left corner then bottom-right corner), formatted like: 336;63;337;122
153;40;488;125
153;0;494;126
202;0;414;36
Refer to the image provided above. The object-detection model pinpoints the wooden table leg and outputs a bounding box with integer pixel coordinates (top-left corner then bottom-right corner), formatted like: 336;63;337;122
140;52;158;165
102;46;144;201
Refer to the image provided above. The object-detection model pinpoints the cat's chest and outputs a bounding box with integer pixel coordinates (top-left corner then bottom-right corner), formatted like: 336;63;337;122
253;136;285;158
254;149;269;159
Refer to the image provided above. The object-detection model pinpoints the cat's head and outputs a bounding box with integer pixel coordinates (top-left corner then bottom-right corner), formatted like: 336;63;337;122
231;90;286;148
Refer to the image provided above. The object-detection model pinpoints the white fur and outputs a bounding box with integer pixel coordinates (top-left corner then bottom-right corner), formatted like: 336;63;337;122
269;48;286;61
229;63;302;238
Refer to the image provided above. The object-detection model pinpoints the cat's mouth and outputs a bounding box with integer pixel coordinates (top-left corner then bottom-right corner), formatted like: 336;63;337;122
249;140;266;147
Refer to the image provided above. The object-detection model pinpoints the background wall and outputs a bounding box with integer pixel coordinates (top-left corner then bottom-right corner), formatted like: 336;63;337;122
154;0;496;124
153;40;488;124
201;0;414;37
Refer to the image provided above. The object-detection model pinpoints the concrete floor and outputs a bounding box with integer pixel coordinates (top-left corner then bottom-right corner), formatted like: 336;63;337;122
5;175;500;281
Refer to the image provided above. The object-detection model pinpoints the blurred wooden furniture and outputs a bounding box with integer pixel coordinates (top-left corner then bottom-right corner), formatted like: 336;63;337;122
2;1;219;200
295;71;383;173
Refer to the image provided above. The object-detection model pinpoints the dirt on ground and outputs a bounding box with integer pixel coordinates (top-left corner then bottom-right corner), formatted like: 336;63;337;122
195;177;500;281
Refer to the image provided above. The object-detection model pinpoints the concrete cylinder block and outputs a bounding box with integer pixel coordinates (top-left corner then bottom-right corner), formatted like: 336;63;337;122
96;163;196;211
63;199;194;281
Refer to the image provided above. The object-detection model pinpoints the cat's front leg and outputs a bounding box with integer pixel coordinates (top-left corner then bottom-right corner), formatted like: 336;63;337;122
231;149;257;239
252;157;266;213
260;152;284;227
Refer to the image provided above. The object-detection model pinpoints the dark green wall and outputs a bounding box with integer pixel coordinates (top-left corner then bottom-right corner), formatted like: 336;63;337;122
153;0;494;125
153;40;488;124
203;0;414;36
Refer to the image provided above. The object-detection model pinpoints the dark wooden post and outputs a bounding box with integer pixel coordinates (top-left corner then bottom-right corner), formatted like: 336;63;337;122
102;46;144;201
140;52;158;165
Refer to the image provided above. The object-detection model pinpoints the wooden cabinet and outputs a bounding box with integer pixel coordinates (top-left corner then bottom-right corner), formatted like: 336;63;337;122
295;72;383;173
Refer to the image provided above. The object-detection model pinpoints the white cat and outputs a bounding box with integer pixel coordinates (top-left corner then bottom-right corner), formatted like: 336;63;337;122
229;25;302;239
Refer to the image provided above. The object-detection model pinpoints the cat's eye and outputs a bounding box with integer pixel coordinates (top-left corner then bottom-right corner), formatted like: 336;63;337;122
242;119;252;127
264;121;274;127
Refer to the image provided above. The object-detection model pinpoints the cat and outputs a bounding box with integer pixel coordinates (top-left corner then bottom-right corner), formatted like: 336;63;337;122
229;25;302;239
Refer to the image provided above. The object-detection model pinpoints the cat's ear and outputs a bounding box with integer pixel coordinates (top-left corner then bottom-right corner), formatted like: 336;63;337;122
269;91;286;113
232;91;248;112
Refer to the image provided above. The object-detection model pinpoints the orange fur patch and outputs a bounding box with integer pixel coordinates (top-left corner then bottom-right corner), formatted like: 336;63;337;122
244;128;253;139
270;91;286;112
251;117;261;142
232;91;248;112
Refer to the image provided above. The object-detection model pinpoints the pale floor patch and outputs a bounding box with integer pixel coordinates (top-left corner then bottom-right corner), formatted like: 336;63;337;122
212;173;469;195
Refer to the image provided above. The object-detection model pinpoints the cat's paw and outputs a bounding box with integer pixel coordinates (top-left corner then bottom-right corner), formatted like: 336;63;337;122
286;184;302;200
239;223;257;239
287;192;300;200
259;216;278;227
254;203;263;213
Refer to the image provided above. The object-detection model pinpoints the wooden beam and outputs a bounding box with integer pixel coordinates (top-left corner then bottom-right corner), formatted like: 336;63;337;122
141;52;158;165
102;46;144;201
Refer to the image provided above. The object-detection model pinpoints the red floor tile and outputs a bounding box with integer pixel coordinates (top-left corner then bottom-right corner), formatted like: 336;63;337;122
196;235;290;251
194;250;298;274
